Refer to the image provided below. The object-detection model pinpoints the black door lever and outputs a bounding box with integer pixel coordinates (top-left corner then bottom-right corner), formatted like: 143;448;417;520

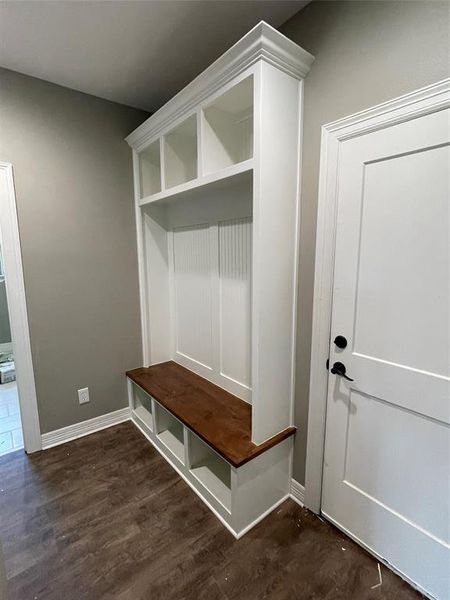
330;361;354;382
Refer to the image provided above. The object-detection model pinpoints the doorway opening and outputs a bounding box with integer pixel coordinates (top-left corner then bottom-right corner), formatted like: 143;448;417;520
0;243;23;456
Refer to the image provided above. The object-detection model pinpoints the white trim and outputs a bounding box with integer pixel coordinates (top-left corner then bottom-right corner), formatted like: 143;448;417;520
290;478;305;507
304;78;450;513
132;150;150;365
290;78;305;429
0;162;41;453
126;21;314;152
41;407;131;450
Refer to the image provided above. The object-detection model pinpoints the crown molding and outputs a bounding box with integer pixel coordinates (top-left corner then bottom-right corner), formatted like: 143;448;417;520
324;78;450;139
126;21;314;152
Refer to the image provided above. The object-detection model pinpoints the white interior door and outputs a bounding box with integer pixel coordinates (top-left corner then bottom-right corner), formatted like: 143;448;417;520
322;107;450;599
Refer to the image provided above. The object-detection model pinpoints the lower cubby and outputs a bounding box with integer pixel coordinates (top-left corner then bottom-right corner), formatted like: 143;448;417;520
130;382;154;432
127;368;294;538
155;404;185;464
188;431;231;512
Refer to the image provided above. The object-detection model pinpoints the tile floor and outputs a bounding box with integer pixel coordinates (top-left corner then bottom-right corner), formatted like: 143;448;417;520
0;381;23;456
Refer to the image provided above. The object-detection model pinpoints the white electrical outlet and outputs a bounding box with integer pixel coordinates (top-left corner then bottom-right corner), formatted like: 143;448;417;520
78;387;90;405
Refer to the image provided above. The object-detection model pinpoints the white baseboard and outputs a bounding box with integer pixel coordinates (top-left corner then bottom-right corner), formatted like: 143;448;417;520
290;478;305;506
41;407;131;450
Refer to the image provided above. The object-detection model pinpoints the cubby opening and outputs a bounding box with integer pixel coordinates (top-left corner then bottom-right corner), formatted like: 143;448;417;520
139;141;161;198
203;76;253;175
155;404;185;463
132;383;154;431
188;431;231;511
164;115;197;189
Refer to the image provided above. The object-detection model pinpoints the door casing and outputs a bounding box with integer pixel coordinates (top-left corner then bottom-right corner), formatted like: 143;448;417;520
304;78;450;513
0;162;41;453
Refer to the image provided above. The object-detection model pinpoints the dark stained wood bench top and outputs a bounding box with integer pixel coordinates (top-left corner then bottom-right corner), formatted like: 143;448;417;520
126;361;295;468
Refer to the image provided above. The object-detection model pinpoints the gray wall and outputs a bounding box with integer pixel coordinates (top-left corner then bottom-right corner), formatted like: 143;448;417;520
280;0;450;484
0;68;147;433
0;281;11;345
0;538;5;600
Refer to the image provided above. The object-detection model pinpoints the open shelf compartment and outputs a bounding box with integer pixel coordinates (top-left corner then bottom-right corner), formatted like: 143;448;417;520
139;140;161;198
131;382;154;432
164;114;197;189
202;76;253;175
188;431;231;512
155;402;185;464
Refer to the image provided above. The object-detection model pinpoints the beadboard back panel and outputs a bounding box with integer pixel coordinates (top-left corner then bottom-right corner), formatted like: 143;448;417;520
173;224;213;371
219;217;252;392
172;217;252;402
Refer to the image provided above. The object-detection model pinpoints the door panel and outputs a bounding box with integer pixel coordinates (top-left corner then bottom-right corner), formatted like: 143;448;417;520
354;144;449;375
322;106;450;599
344;390;449;544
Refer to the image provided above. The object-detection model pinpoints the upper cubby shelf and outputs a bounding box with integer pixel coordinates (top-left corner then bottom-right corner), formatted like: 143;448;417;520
203;76;253;175
164;114;197;189
135;76;254;206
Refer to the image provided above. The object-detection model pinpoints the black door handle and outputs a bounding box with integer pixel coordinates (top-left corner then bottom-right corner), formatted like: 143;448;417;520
330;361;354;382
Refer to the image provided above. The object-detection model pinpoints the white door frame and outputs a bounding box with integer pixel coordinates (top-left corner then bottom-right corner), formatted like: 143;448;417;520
304;78;450;513
0;162;41;453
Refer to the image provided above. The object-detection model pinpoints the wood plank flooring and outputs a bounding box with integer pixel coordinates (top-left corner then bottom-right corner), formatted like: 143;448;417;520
0;422;422;600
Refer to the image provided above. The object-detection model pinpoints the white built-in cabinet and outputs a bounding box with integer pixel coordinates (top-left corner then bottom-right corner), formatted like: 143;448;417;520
126;22;314;538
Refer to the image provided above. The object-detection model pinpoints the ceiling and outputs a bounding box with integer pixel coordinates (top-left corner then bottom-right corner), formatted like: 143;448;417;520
0;0;309;113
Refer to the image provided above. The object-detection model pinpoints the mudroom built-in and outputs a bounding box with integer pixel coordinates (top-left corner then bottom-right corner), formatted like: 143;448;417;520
125;24;314;537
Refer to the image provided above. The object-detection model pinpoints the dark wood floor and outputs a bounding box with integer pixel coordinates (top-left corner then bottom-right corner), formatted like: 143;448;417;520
0;422;422;600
